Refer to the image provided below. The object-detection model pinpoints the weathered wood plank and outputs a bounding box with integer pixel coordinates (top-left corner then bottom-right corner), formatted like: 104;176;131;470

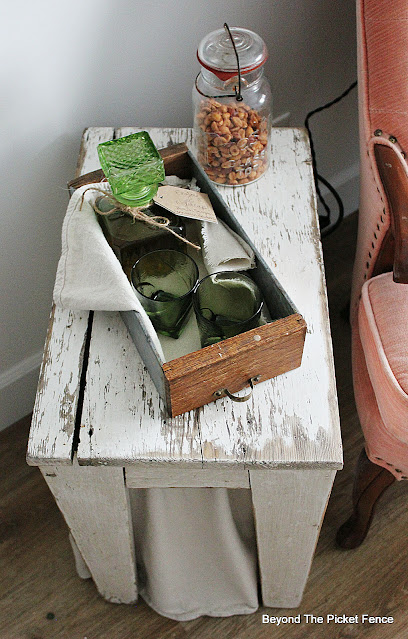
74;127;116;180
40;460;137;603
27;127;114;465
250;468;336;608
77;309;203;466
125;465;250;488
196;127;341;468
27;306;89;465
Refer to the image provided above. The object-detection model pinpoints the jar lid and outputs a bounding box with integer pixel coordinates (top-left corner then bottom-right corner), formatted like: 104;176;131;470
197;27;268;81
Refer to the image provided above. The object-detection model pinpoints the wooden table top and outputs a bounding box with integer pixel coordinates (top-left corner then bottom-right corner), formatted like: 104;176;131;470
27;127;342;471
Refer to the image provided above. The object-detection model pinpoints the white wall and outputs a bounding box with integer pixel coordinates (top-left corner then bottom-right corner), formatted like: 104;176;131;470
0;0;358;430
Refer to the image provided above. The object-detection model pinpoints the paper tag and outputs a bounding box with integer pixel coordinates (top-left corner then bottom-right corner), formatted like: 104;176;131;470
153;186;218;224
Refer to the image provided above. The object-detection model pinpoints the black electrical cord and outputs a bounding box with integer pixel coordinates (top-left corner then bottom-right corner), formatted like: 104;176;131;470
304;80;357;237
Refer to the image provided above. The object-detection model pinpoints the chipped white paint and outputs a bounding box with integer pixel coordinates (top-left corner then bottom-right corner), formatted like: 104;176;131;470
27;306;89;465
250;468;336;608
40;460;137;603
27;127;114;466
77;127;342;470
76;127;116;176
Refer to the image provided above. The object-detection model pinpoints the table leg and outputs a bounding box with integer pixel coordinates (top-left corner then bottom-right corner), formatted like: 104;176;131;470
40;460;137;604
68;533;91;579
250;468;336;608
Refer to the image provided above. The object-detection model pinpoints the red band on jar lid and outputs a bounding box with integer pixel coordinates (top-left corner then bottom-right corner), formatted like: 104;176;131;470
196;52;267;81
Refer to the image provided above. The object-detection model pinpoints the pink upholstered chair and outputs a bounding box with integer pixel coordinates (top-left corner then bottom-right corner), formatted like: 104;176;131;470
337;0;408;548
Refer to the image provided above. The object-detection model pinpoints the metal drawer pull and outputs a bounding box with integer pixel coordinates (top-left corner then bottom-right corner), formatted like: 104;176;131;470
213;376;261;402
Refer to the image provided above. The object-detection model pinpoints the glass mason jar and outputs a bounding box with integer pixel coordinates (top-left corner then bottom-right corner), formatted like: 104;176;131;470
193;26;272;186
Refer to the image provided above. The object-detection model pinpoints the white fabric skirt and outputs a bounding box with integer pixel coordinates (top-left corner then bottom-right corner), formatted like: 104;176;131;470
129;488;259;620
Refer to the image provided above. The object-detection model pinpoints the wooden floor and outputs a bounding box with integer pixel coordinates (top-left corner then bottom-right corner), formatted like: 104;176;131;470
1;213;407;639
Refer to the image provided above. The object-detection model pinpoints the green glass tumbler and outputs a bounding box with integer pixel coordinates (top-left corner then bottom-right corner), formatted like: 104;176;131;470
131;250;199;339
97;131;165;207
193;271;263;347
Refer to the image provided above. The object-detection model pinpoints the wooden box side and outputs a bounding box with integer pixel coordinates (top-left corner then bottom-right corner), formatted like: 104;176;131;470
163;314;306;416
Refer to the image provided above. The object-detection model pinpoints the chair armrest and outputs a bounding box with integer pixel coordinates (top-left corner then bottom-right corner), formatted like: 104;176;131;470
374;144;408;283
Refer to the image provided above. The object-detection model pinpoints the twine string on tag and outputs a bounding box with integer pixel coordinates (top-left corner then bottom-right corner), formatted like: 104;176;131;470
79;186;201;250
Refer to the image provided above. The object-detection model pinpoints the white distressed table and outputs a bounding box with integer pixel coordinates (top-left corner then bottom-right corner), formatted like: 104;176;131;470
27;126;342;610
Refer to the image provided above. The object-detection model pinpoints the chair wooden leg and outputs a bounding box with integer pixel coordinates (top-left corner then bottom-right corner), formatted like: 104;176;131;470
336;448;396;549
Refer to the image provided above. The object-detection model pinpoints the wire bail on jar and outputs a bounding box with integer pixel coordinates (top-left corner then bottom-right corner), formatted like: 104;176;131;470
194;23;244;102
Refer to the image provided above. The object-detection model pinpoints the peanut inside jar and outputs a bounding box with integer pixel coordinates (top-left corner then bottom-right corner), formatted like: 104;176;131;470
196;98;269;186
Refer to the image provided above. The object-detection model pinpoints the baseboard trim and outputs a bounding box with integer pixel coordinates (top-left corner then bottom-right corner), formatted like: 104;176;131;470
325;161;360;192
0;351;43;390
0;351;43;432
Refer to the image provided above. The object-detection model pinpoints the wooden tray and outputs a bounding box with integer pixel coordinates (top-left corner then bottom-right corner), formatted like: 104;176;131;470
69;143;307;417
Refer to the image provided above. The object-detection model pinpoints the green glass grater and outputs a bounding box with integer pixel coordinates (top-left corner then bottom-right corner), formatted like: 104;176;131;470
97;131;166;207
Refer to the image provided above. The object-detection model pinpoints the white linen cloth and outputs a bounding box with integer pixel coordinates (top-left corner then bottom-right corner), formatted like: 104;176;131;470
54;182;261;620
200;219;255;274
54;184;142;312
53;183;165;361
